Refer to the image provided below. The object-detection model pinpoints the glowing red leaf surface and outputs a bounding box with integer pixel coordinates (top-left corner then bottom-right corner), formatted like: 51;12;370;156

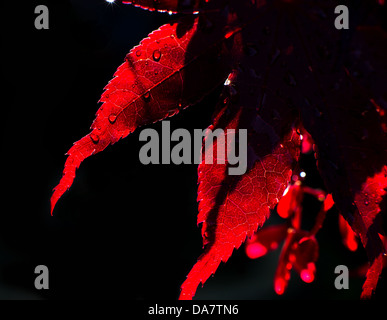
51;13;236;213
277;183;303;219
245;224;288;259
179;63;301;299
323;194;334;212
355;167;387;298
339;214;358;252
180;119;299;299
274;232;319;293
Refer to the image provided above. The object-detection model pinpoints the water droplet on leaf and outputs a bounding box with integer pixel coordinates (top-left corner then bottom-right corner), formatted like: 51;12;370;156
108;114;117;124
90;133;100;144
143;91;151;102
153;49;161;61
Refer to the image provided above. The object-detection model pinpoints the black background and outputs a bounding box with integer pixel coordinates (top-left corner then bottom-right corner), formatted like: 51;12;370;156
1;0;386;300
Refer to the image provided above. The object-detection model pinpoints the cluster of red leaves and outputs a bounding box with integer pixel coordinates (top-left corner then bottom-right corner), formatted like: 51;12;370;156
51;0;387;299
245;174;337;294
246;171;387;295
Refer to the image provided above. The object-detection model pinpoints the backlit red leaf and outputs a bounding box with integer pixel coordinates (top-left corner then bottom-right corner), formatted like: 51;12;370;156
51;12;236;213
339;212;358;252
277;183;303;219
179;62;301;299
245;224;288;259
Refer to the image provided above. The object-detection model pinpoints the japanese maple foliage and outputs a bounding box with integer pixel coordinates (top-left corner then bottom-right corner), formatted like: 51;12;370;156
245;180;336;294
51;0;387;299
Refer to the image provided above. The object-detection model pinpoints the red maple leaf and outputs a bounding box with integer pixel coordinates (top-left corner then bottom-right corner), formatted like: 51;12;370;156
51;0;387;299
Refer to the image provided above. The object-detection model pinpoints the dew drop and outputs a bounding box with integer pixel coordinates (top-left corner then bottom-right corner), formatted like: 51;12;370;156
364;200;369;206
108;114;117;124
153;49;161;61
143;91;151;102
90;133;100;144
135;50;141;57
